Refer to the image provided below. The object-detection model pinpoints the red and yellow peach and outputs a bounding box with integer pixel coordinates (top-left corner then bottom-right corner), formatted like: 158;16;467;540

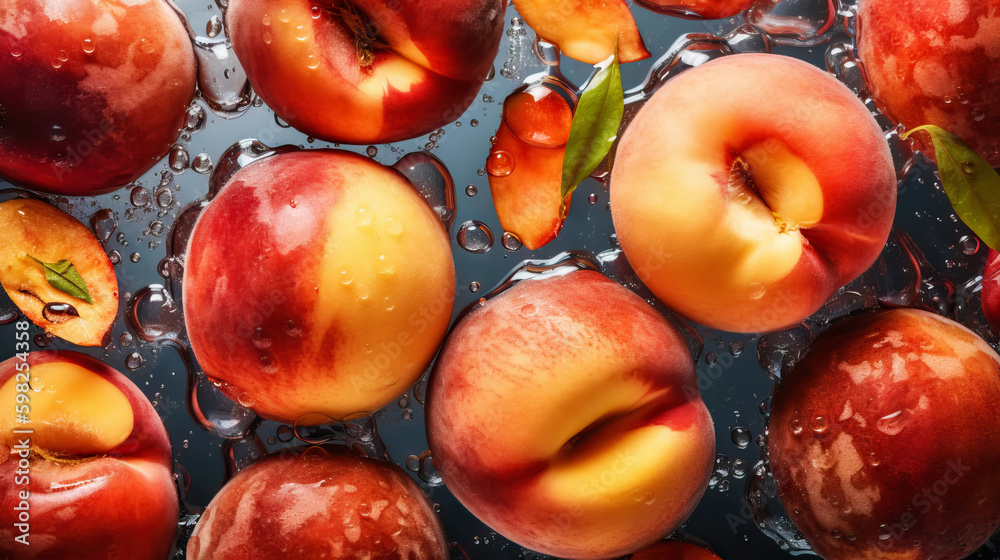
187;446;448;559
769;309;1000;559
226;0;504;144
183;149;455;424
611;53;896;333
0;351;178;560
427;270;714;559
0;0;197;195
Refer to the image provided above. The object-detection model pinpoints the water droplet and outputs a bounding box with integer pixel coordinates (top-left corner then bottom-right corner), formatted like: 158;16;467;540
125;352;145;371
182;439;189;449
501;231;522;251
9;45;22;57
736;191;753;205
192;153;213;174
465;184;478;197
354;206;374;227
972;107;986;122
186;103;206;130
960;162;977;177
790;417;803;436
729;340;744;356
470;119;479;127
51;58;63;69
109;250;121;265
126;285;183;342
339;270;353;285
588;193;598;205
366;145;378;157
155;188;174;209
148;220;165;237
959;235;979;255
49;125;66;142
130;252;141;263
120;332;134;347
206;15;223;38
129;186;151;208
731;426;751;449
469;281;481;293
42;302;79;324
732;458;748;478
81;38;96;54
90;209;117;244
294;25;309;40
457;220;494;254
876;409;908;436
705;351;718;366
34;333;53;347
486;150;514;177
29;377;44;392
169;144;190;173
306;54;320;69
810;415;828;434
276;424;294;443
375;254;396;274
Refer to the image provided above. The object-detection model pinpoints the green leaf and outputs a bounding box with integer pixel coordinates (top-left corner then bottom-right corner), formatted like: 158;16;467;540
27;255;93;304
560;45;624;200
902;125;1000;250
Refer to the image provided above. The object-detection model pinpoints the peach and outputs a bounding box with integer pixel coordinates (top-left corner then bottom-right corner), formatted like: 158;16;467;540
857;0;1000;166
769;309;1000;559
630;541;722;560
187;445;448;559
183;150;455;424
636;0;756;20
0;0;197;196
0;351;179;560
982;248;1000;331
610;53;896;333
226;0;504;144
488;82;575;250
512;0;650;64
426;270;714;559
0;199;118;347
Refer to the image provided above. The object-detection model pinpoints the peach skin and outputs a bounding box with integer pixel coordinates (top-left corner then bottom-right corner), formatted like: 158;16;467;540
611;53;896;333
183;149;455;424
0;0;196;195
770;309;1000;560
426;270;714;559
0;351;179;560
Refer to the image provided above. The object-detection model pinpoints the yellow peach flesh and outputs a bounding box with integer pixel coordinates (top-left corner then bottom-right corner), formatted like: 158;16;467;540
0;361;134;456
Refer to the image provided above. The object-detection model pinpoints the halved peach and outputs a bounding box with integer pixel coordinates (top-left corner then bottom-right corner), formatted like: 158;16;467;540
514;0;651;64
0;199;118;346
488;85;574;250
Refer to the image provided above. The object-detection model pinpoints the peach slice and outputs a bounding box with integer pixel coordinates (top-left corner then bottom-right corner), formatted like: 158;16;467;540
0;199;118;346
488;84;574;250
513;0;651;64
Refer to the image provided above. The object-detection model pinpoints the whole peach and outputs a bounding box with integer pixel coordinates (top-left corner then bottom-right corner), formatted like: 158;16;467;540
183;150;455;424
226;0;504;144
0;351;179;560
0;0;197;195
611;53;896;333
857;0;1000;165
427;270;714;559
187;446;448;559
769;309;1000;559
